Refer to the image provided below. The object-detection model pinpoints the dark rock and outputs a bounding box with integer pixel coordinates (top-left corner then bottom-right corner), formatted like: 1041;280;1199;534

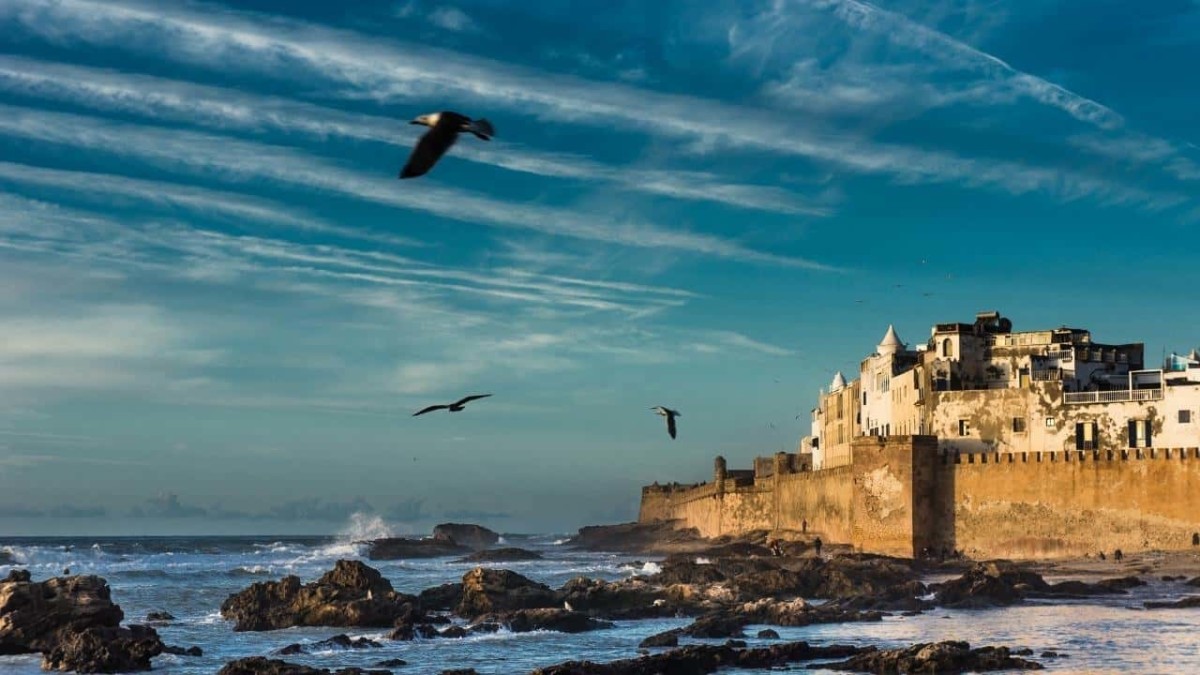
0;550;14;565
1145;595;1200;609
440;670;479;675
375;660;407;668
144;611;174;623
417;583;463;611
456;568;557;619
217;656;393;674
532;640;865;674
220;560;418;631
1185;576;1200;587
557;576;676;620
163;645;203;657
638;629;680;648
816;640;1044;673
432;523;500;550
724;639;747;648
1014;648;1034;656
41;624;164;673
367;538;468;560
0;573;125;655
280;634;383;654
387;604;441;640
457;548;543;563
468;622;500;634
565;521;704;554
757;629;780;639
733;597;885;628
480;608;613;634
684;612;747;638
1098;576;1146;591
1040;651;1068;658
933;562;1049;608
439;625;469;638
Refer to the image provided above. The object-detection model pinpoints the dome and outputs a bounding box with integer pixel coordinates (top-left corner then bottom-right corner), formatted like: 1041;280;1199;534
830;371;847;391
877;324;904;355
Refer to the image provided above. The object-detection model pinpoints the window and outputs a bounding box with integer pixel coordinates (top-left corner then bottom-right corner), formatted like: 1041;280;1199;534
1180;410;1192;424
942;338;954;358
1075;421;1098;450
1129;419;1153;448
1013;417;1027;433
959;419;971;436
1045;417;1056;428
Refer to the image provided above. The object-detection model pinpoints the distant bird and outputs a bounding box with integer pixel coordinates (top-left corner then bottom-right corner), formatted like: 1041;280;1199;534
399;111;494;179
412;394;493;417
651;406;681;439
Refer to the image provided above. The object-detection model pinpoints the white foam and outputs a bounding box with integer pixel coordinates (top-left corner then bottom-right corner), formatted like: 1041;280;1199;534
636;562;662;576
340;512;395;542
695;557;713;565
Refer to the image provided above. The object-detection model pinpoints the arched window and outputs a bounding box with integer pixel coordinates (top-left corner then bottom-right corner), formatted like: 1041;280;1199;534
942;338;954;358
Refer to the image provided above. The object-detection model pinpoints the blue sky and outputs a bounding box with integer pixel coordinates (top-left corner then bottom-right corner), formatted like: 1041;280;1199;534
0;0;1197;535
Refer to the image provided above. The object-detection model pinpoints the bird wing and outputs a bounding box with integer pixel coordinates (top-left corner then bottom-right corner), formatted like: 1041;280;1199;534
400;122;459;179
667;414;677;439
454;394;492;406
413;404;449;417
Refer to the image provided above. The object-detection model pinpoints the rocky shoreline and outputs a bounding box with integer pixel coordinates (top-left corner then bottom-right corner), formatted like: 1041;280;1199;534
5;521;1200;673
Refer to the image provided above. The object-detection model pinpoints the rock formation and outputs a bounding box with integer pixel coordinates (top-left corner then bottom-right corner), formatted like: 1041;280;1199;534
433;523;500;550
456;568;558;619
217;657;393;675
458;548;543;563
816;640;1045;672
220;560;418;631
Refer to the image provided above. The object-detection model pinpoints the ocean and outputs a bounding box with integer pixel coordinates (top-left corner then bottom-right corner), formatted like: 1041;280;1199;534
3;526;1200;674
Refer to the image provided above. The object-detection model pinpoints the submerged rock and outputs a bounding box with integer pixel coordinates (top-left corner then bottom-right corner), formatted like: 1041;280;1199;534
217;656;392;675
532;640;865;674
220;560;418;631
815;640;1044;673
458;548;543;563
1145;596;1200;609
163;645;203;657
478;608;613;634
367;538;468;560
144;612;175;623
278;634;382;654
456;568;558;619
433;523;500;550
565;521;704;554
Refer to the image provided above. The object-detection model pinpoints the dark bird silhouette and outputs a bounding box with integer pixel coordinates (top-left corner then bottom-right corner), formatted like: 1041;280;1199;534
651;406;681;439
399;111;494;179
413;394;492;417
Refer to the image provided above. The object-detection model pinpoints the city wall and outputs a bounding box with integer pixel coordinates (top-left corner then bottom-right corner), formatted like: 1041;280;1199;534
640;438;1200;559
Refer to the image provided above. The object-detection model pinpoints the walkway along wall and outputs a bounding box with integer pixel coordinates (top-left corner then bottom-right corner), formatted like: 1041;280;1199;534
639;438;1200;559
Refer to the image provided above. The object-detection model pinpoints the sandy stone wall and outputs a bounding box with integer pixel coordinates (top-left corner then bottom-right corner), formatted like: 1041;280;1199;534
638;437;1200;560
944;447;1200;558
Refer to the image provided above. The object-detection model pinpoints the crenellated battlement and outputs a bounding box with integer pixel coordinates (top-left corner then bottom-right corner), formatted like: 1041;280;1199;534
640;434;1200;559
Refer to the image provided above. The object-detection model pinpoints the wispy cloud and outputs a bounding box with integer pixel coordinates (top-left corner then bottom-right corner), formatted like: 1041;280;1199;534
0;104;828;268
0;55;827;216
427;6;479;33
0;0;1182;210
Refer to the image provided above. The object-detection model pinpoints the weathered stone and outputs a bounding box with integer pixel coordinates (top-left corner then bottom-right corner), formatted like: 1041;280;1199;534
557;576;676;619
41;624;164;673
219;560;419;631
566;521;704;554
456;568;557;618
432;523;500;550
216;656;392;675
0;573;125;655
458;548;543;563
815;640;1044;673
757;628;780;639
144;611;175;623
163;644;203;657
278;634;382;654
417;583;463;611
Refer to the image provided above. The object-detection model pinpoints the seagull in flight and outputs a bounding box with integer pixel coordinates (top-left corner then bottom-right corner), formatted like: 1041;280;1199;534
651;406;681;440
413;394;493;417
399;111;494;179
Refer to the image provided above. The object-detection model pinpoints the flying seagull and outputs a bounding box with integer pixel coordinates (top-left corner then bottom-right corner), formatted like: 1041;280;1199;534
412;394;493;417
399;111;494;179
651;406;681;439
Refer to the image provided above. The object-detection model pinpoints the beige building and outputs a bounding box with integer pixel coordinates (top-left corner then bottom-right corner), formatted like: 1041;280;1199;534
812;311;1200;460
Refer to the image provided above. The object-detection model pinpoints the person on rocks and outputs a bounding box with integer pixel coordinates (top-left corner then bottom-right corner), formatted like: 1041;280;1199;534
1192;532;1199;547
1099;551;1106;561
769;539;783;557
802;519;808;534
1114;549;1123;562
813;537;823;558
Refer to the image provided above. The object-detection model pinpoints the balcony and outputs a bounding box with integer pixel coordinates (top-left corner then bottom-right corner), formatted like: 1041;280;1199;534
1063;388;1163;405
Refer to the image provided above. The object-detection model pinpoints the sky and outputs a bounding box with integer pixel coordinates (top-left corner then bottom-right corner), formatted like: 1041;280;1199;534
1;0;1198;536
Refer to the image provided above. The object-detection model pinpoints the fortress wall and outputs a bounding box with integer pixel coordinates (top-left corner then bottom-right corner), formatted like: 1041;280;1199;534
946;447;1200;558
848;435;940;557
773;467;855;541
